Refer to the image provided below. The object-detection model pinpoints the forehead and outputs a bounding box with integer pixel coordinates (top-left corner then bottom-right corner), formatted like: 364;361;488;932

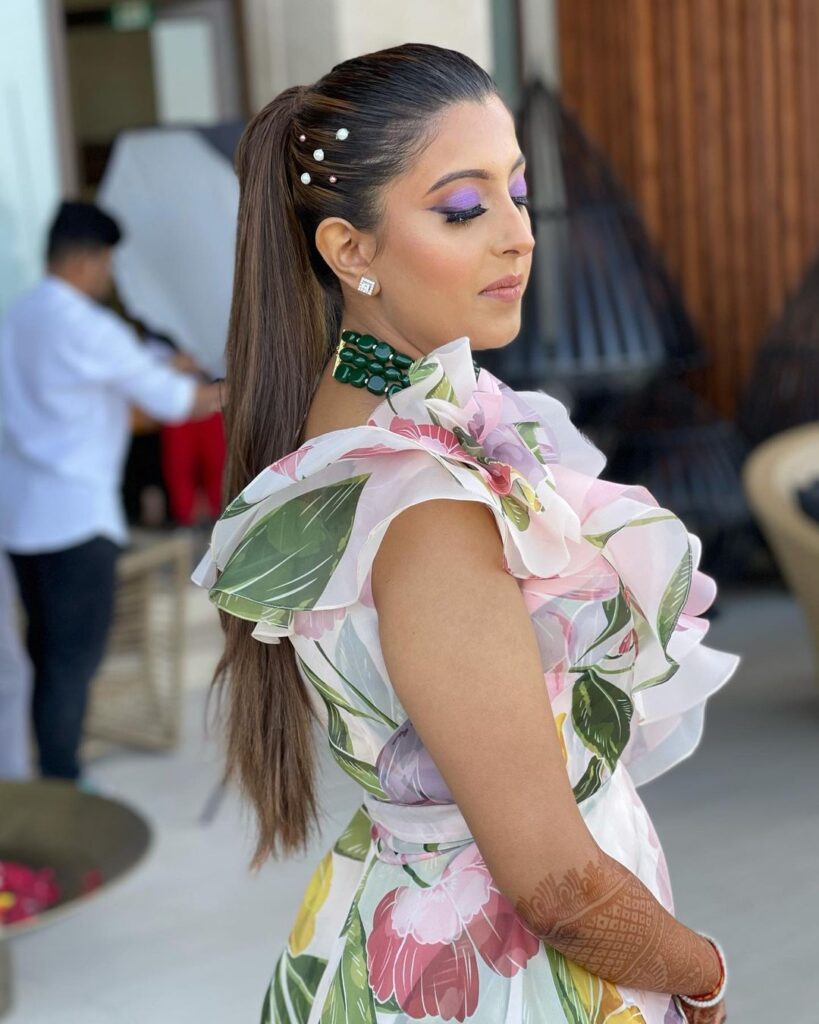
396;96;521;196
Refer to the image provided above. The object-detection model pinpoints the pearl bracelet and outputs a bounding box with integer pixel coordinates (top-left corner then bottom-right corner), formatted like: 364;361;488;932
673;933;727;1011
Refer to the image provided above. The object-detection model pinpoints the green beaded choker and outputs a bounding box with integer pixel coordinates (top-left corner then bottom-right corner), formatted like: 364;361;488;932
332;329;480;397
332;330;412;396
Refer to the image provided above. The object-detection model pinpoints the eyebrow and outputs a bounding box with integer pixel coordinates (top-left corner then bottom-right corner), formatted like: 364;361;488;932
425;153;526;196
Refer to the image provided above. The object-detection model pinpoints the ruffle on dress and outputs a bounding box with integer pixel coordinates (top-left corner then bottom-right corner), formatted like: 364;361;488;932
192;335;739;793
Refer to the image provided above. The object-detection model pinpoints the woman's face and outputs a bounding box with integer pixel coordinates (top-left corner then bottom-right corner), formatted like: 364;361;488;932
369;95;535;356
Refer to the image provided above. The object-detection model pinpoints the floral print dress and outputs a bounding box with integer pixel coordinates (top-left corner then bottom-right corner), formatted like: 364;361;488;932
192;336;739;1024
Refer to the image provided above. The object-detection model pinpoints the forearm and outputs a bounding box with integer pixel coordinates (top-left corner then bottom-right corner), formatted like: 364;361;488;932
514;849;721;996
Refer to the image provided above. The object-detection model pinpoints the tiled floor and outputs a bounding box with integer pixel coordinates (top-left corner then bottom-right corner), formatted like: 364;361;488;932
5;582;818;1022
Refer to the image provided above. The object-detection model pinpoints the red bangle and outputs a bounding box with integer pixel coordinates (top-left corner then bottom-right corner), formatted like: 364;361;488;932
691;938;725;1000
676;934;727;1012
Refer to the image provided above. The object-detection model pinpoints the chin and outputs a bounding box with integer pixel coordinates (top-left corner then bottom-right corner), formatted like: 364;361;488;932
470;323;522;353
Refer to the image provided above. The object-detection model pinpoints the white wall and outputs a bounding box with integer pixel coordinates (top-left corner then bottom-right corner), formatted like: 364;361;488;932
241;0;493;112
151;18;220;124
0;0;62;318
334;0;492;70
520;0;559;86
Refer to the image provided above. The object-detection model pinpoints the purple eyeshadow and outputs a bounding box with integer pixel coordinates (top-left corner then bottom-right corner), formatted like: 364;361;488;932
510;174;528;197
437;186;482;210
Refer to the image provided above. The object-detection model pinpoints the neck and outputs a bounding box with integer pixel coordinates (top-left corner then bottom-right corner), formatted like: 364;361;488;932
48;265;91;298
340;315;427;363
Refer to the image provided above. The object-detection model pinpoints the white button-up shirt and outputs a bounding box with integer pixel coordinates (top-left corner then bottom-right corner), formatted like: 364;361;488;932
0;276;198;553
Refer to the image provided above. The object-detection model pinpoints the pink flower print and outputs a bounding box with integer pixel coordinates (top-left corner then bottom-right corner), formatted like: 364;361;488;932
367;843;539;1021
270;445;314;480
387;417;468;458
339;442;401;460
292;605;347;639
482;460;514;495
618;628;638;655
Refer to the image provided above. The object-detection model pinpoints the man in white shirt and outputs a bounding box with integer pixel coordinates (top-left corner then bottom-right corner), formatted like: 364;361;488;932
0;201;223;781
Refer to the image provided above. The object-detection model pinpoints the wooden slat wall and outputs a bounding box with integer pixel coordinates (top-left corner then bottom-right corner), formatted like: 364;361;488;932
557;0;819;416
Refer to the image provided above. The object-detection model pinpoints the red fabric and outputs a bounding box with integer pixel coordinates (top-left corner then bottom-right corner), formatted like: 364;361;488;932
160;412;226;525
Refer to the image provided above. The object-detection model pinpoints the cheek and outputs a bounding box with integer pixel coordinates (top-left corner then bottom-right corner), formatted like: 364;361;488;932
389;218;480;292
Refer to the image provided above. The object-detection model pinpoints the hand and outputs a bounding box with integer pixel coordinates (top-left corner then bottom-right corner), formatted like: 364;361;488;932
677;997;727;1023
172;352;201;374
189;381;224;419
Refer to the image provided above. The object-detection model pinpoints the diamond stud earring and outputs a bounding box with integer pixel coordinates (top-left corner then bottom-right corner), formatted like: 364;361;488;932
357;276;376;295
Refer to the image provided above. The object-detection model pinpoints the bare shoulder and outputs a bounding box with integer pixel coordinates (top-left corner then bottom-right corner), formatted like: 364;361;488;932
372;497;504;596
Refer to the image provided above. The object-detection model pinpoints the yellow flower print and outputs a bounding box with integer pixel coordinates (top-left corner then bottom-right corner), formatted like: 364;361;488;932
511;471;545;513
566;958;647;1023
288;849;333;955
555;712;568;765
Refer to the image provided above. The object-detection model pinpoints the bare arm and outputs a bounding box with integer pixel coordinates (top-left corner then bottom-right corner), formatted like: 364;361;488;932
515;848;720;995
372;497;721;998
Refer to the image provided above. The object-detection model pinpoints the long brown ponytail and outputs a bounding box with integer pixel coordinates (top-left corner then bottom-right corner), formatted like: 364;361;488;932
212;44;498;867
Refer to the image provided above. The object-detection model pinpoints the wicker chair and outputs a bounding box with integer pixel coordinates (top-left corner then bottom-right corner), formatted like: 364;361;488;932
743;423;819;677
84;530;193;751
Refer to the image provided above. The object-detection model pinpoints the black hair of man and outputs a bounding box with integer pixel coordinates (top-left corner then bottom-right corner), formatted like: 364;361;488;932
46;200;123;263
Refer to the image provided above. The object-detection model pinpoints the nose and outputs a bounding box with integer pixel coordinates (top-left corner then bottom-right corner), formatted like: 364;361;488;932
492;200;535;259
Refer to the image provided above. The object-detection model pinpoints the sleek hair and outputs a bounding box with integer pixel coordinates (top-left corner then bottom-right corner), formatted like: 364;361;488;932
46;200;122;261
214;42;498;866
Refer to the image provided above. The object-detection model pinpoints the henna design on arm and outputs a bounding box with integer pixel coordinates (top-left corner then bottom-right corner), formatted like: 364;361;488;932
514;851;722;997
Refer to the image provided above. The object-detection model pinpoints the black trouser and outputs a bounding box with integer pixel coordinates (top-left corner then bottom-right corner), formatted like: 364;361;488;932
9;535;121;780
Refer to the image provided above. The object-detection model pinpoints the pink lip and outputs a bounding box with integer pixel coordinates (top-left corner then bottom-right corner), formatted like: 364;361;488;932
480;274;523;302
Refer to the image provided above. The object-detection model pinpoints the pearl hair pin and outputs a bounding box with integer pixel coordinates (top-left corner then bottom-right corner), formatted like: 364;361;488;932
294;127;348;186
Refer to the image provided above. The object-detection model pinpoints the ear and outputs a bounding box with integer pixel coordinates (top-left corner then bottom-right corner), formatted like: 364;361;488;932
314;217;379;293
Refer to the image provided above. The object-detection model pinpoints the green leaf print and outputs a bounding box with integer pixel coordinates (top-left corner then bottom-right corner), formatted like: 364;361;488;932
575;586;631;663
322;699;389;799
572;755;605;804
451;424;485;460
632;657;680;693
514;420;547;464
407;357;439;385
296;656;385;726
500;493;531;531
545;945;587;1024
571;671;634;772
584;513;677;549
210;591;294;630
337;617;403;728
211;475;370;615
320;907;378;1024
221;492;255;520
269;949;328;1024
657;545;693;652
316;641;399;729
373;993;403;1014
426;372;458;404
333;806;373;862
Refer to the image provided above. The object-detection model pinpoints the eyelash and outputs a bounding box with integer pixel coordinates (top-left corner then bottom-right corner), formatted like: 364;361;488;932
443;195;530;224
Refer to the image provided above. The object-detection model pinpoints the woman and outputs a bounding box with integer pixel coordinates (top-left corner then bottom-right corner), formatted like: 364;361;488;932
193;43;737;1024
